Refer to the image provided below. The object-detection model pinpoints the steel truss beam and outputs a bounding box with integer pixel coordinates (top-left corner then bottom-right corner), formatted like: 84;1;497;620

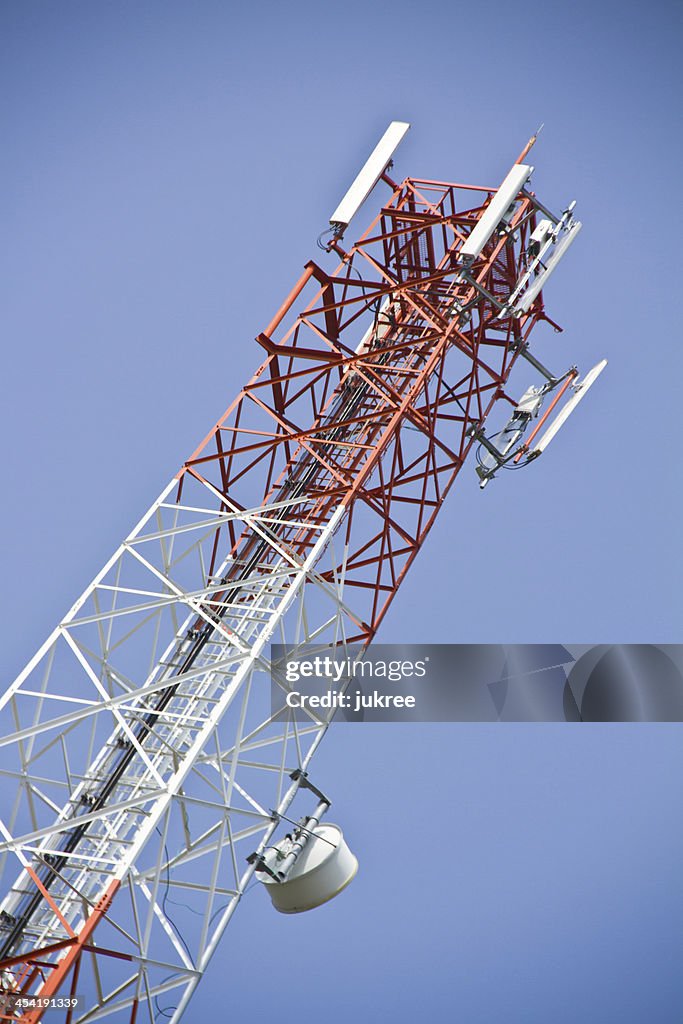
1;159;559;1022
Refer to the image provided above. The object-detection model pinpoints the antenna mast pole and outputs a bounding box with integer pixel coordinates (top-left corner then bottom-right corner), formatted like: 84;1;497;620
0;129;597;1023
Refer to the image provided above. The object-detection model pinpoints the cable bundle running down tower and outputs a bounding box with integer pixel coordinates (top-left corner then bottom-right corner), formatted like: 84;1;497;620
0;124;603;1022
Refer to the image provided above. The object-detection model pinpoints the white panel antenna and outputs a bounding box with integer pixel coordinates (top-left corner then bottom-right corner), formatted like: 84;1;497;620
531;359;608;455
329;121;410;232
515;219;583;314
460;162;533;262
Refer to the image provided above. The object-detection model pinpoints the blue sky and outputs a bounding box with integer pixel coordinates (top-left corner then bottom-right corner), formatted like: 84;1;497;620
1;1;682;1021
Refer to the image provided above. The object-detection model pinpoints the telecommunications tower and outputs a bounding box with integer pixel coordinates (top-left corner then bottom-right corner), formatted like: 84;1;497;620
0;123;604;1022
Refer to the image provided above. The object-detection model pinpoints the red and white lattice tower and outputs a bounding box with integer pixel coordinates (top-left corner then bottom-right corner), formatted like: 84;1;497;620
0;124;603;1022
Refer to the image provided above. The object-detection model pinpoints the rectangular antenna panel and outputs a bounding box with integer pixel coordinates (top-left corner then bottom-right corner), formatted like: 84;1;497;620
515;220;583;314
531;359;607;455
329;121;410;230
460;163;533;261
